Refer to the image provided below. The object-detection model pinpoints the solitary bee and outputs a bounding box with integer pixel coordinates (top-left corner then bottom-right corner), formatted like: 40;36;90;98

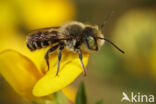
26;21;124;76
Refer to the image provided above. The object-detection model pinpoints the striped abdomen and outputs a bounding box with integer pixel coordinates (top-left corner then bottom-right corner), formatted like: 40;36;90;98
26;30;59;51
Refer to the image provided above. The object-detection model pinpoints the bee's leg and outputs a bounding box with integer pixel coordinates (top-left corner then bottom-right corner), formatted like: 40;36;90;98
45;44;59;71
77;49;87;76
56;46;64;76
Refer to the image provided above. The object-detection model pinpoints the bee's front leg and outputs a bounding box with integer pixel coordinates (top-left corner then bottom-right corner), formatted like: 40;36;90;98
77;49;87;76
45;44;59;71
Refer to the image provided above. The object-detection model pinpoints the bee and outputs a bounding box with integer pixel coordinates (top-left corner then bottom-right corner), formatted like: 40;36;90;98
26;21;124;76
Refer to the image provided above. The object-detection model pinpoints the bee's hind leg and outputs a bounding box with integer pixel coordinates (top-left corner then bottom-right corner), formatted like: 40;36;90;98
77;49;87;76
45;44;59;71
56;46;64;76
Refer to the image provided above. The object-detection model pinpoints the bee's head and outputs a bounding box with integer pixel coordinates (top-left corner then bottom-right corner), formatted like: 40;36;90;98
82;26;104;51
82;26;125;54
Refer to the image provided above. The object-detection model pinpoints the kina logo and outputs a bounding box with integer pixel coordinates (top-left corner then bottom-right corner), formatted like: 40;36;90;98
121;92;154;103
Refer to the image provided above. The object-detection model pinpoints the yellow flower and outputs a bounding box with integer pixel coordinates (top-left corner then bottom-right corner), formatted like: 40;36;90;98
0;47;89;100
0;0;89;102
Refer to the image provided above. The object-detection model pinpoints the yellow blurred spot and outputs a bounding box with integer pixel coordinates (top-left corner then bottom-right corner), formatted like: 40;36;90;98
18;0;76;29
113;9;156;78
0;1;17;29
150;41;156;79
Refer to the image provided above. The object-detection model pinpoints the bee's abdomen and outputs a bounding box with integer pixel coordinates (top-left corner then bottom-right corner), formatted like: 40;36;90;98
27;41;48;51
27;40;59;51
27;38;60;51
26;31;59;51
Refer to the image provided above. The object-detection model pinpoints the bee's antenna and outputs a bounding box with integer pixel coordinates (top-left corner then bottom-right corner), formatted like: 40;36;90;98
96;37;125;54
100;11;115;29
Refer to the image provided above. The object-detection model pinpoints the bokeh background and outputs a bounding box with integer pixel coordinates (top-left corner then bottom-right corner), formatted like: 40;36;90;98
0;0;156;104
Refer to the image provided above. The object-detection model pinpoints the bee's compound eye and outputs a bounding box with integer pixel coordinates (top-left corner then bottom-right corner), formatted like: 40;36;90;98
87;36;96;50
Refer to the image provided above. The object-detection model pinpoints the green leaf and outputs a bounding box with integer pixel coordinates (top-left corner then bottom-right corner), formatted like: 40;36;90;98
76;82;87;104
96;99;103;104
56;91;69;104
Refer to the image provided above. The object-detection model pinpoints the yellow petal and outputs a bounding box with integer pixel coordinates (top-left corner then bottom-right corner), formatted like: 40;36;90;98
0;50;42;100
62;85;77;102
23;47;50;74
33;51;89;97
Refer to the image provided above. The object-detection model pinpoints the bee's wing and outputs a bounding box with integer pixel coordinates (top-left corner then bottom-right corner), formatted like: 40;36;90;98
30;26;60;33
27;26;70;44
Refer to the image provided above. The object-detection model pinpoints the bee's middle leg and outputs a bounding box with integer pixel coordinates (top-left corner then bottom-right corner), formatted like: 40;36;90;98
77;49;87;76
45;44;59;71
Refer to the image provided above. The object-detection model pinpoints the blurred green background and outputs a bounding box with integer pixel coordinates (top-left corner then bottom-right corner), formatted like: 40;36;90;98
0;0;156;104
